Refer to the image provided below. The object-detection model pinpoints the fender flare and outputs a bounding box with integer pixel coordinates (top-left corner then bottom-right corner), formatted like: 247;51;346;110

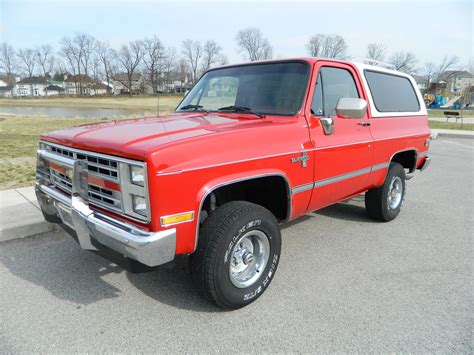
193;169;292;253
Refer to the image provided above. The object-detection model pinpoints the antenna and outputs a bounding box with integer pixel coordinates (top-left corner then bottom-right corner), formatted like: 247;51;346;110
156;90;160;117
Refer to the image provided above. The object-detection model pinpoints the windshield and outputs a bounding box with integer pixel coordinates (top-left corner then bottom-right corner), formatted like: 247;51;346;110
176;62;310;116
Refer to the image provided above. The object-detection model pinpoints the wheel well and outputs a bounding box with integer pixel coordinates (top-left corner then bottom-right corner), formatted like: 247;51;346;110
201;176;290;223
391;150;417;173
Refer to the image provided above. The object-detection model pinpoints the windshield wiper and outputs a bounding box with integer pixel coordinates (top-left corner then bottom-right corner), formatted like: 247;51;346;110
179;104;208;112
217;105;265;118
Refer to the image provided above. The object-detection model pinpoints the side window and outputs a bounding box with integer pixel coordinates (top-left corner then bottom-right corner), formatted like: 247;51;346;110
364;70;420;112
311;66;359;116
311;72;323;115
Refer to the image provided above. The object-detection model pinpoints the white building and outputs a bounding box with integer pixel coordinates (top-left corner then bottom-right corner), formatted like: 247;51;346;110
440;71;474;94
13;77;48;97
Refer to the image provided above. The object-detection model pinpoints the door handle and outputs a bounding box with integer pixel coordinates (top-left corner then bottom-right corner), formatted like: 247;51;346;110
357;121;371;127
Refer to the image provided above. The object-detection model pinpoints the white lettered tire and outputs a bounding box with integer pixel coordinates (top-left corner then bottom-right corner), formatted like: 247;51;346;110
190;201;281;309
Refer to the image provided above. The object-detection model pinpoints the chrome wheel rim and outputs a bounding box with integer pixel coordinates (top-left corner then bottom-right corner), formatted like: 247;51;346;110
229;230;270;288
387;176;403;210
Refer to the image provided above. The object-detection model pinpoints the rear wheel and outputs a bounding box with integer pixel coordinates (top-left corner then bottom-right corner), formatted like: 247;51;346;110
190;201;281;309
365;162;406;222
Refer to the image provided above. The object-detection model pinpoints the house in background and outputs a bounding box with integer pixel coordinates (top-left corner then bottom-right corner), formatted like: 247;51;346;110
44;84;65;96
112;73;152;95
13;77;48;97
0;74;21;97
440;71;474;94
0;85;13;97
63;75;111;96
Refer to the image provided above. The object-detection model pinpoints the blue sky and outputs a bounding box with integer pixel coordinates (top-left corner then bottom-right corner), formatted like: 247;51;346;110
1;0;472;68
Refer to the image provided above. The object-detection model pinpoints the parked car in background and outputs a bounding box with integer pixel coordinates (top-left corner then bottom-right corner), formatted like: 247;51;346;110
35;58;431;309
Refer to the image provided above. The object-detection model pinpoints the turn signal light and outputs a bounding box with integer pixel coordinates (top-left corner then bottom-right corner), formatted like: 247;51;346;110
161;212;194;226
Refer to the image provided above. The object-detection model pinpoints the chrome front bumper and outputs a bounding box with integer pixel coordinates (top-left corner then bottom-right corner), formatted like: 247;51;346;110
35;151;176;267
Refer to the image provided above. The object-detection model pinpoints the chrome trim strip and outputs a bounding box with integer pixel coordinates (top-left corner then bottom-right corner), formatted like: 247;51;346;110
371;162;390;172
292;162;391;195
314;167;372;188
291;182;314;194
157;134;427;176
194;172;292;253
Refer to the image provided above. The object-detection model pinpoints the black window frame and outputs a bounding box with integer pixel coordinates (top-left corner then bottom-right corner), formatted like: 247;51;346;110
311;66;361;117
363;69;421;113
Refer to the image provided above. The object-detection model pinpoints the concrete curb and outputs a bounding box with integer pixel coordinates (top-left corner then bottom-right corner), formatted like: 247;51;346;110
0;187;58;243
431;129;474;140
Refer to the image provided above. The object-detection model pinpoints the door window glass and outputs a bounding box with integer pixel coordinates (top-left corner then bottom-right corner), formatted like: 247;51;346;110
311;66;359;116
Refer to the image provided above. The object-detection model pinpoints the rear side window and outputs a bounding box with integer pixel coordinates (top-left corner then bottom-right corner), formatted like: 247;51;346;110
364;70;420;112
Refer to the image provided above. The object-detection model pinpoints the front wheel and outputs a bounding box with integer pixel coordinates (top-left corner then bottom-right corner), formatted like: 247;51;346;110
365;162;406;222
190;201;281;309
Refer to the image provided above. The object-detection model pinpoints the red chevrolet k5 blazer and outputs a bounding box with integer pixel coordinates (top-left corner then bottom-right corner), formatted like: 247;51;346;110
36;58;431;308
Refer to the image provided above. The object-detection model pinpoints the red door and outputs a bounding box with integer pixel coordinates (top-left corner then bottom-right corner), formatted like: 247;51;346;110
305;61;373;211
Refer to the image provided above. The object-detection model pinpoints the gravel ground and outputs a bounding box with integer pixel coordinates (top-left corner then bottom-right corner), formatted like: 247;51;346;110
0;137;472;353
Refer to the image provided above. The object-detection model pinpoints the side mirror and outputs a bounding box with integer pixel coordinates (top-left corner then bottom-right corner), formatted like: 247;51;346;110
336;98;367;119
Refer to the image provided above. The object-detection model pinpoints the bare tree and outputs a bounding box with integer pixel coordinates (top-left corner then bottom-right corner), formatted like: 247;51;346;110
60;35;82;94
36;44;55;77
389;51;417;74
434;55;459;82
182;39;203;83
236;28;273;61
306;34;347;59
201;40;222;73
76;33;95;83
115;40;144;96
36;45;55;95
365;42;387;64
422;61;436;93
17;48;36;77
0;43;17;94
163;46;178;92
0;43;17;77
95;40;114;94
17;48;37;96
143;36;166;95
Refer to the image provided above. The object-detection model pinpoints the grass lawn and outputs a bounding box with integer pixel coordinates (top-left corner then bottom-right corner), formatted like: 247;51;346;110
0;95;183;111
0;109;174;190
0;114;111;190
428;120;474;131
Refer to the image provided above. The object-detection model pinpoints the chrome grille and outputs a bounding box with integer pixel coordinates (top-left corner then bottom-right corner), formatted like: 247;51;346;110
39;142;149;223
88;184;122;212
50;169;72;194
45;144;122;212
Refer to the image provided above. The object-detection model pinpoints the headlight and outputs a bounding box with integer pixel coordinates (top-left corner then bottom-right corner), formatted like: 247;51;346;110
130;165;145;187
132;195;147;216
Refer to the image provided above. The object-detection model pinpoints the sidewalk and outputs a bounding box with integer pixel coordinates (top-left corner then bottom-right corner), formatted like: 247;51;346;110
0;186;58;242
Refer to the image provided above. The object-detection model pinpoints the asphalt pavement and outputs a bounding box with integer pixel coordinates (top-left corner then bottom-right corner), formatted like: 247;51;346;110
1;137;472;353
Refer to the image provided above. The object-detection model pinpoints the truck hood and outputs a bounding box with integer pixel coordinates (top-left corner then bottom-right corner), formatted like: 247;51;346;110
41;112;272;160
